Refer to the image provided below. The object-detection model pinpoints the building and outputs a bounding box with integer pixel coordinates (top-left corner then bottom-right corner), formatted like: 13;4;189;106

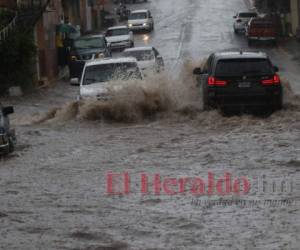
0;0;16;9
255;0;300;35
290;0;300;34
35;0;63;81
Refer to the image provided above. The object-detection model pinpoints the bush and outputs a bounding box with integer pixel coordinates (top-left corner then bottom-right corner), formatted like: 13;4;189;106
0;9;14;30
0;27;36;92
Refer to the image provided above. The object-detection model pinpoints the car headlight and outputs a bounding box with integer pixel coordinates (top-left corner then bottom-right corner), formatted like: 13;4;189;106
143;23;147;26
128;23;133;27
95;53;105;59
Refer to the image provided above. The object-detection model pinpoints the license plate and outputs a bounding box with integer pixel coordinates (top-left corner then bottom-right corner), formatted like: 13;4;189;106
238;82;251;88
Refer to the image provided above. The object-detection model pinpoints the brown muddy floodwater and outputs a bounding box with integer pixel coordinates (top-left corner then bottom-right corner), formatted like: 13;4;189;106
0;64;299;250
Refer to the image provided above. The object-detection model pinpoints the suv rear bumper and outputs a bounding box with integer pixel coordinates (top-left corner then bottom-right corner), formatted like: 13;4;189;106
207;86;282;108
248;36;276;41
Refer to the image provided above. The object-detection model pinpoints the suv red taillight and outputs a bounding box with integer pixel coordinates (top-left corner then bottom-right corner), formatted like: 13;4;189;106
261;74;280;85
208;77;228;86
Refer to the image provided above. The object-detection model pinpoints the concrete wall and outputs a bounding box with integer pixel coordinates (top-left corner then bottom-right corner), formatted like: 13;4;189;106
35;0;63;81
290;0;299;34
0;0;16;9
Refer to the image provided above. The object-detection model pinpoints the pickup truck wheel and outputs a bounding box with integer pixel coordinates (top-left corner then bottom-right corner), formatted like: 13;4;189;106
8;139;14;153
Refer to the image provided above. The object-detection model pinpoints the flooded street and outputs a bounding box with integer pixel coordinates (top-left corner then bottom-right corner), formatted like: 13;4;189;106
1;0;300;249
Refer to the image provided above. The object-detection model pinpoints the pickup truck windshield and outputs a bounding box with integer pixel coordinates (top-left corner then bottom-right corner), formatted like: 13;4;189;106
106;29;129;36
215;59;273;77
83;63;142;85
123;50;154;61
129;13;147;20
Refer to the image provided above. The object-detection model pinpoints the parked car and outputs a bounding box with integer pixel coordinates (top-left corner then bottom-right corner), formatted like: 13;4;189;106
123;46;164;73
233;11;257;33
0;104;16;155
68;34;111;82
128;9;154;32
105;26;134;50
246;18;277;46
74;57;143;100
193;51;282;112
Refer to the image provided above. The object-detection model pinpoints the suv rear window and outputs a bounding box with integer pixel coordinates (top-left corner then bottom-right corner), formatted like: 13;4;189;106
215;59;273;77
250;19;274;28
239;12;257;18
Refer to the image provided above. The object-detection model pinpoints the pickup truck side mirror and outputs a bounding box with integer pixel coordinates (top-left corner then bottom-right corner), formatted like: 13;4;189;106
273;65;279;72
193;67;203;75
3;106;14;116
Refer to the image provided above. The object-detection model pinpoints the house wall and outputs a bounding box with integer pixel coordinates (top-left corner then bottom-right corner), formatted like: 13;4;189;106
0;0;16;9
35;0;63;81
290;0;300;34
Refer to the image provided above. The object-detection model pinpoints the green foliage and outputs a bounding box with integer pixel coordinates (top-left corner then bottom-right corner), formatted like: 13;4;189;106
0;9;14;30
0;28;36;90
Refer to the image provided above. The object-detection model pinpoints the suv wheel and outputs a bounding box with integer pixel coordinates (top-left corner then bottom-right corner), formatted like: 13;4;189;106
201;85;211;111
8;138;14;153
248;39;253;46
273;95;283;111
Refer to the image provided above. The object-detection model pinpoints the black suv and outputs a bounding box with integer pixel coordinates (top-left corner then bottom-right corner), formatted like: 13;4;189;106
68;34;111;82
0;104;15;155
193;51;282;112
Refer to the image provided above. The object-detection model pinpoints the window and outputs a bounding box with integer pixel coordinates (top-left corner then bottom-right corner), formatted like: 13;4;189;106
106;29;129;37
74;37;105;49
129;12;148;20
215;59;273;77
83;63;142;85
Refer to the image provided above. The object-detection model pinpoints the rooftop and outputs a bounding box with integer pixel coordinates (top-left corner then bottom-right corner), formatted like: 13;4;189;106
214;51;268;60
85;57;138;67
124;46;153;52
107;25;128;30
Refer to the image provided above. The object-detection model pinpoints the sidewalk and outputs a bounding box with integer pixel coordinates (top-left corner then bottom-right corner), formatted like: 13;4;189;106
277;38;300;94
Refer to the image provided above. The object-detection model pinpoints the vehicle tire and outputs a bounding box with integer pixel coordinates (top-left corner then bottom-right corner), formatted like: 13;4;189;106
272;95;283;111
248;39;253;46
130;41;134;47
8;138;14;153
2;146;10;156
201;85;211;111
